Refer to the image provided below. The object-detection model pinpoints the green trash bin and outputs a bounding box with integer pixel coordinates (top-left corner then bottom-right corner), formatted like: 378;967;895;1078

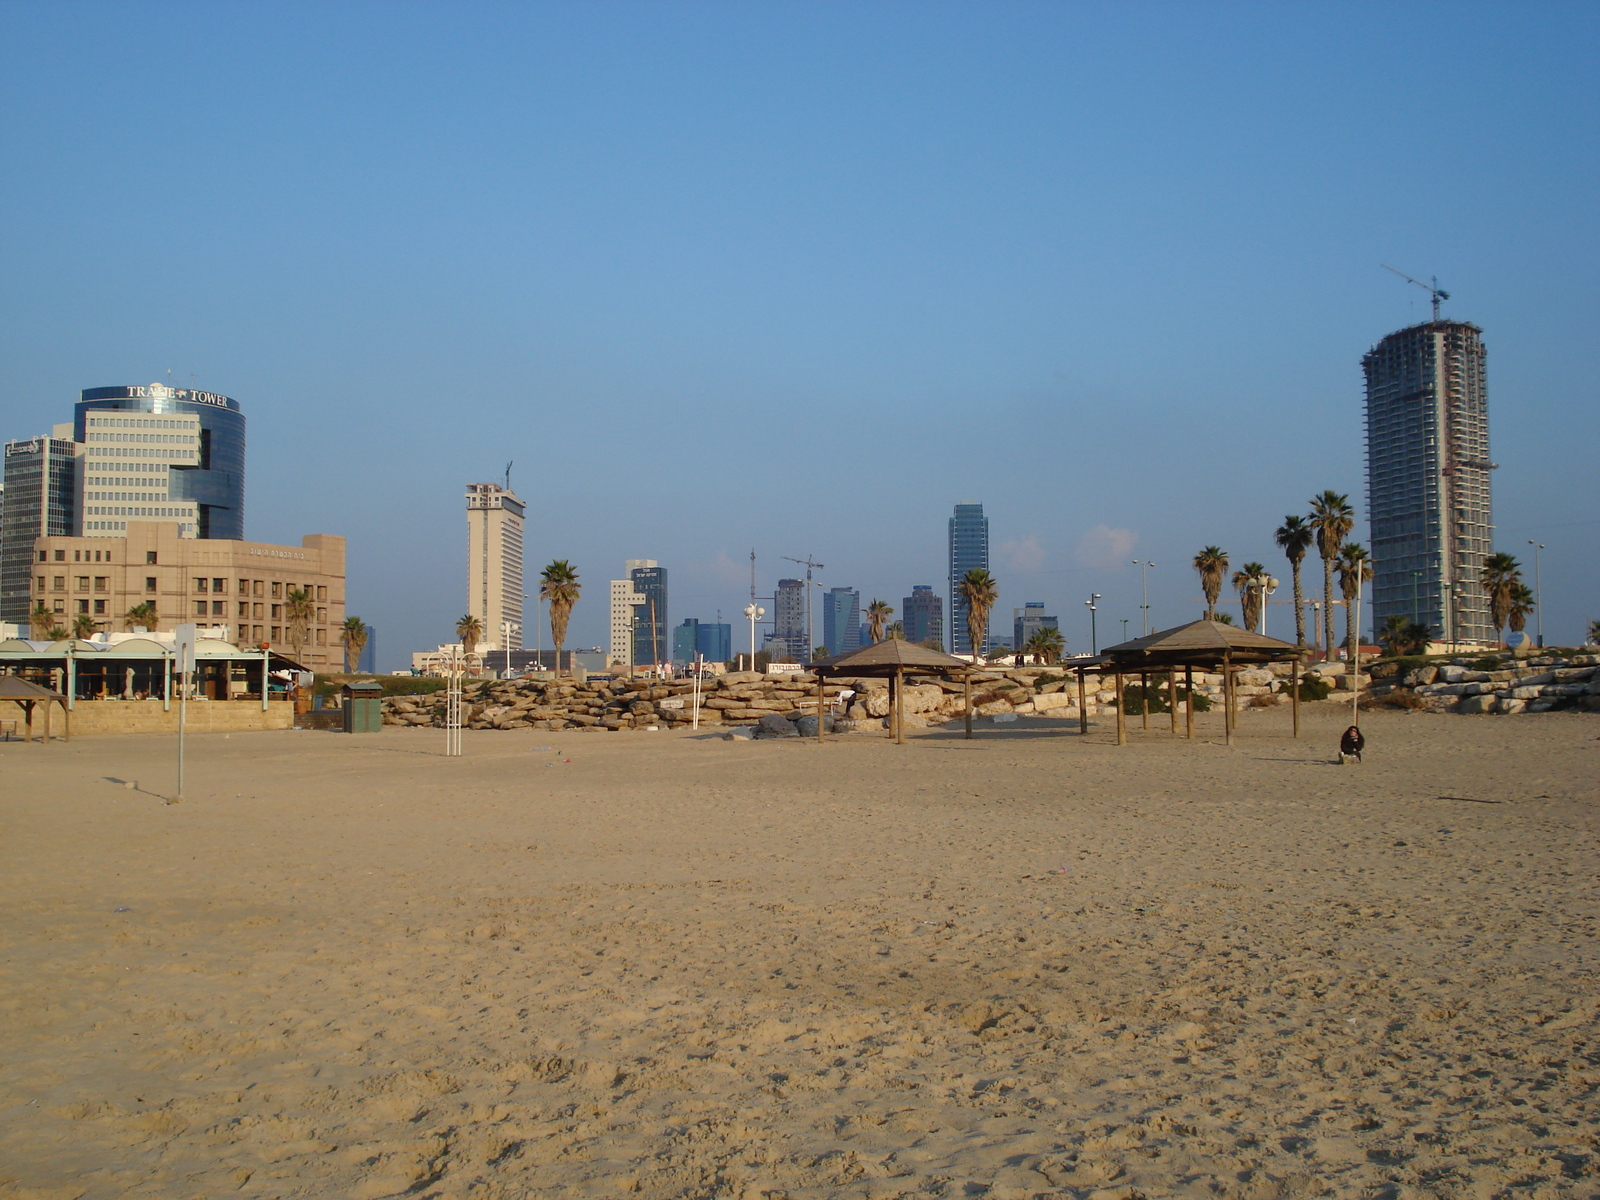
341;680;384;733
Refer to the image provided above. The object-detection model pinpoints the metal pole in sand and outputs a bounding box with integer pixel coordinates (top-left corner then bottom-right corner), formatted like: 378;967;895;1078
815;667;825;743
1077;667;1088;736
1140;670;1149;730
964;671;972;739
1291;654;1301;738
1167;666;1177;735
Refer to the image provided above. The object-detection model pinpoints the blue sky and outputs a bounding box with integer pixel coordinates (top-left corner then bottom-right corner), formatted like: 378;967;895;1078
2;1;1595;663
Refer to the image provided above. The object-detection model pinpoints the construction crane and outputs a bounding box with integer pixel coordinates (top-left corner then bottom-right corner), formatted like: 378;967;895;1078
782;555;825;661
1381;264;1450;322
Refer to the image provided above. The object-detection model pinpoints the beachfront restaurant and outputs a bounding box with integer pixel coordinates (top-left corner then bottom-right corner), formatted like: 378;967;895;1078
0;631;303;714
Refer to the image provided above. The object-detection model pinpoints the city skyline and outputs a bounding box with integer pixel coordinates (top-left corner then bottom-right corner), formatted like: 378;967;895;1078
1;6;1592;662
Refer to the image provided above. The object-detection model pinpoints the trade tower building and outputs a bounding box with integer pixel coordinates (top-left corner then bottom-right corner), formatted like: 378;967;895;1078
466;482;525;652
948;502;990;654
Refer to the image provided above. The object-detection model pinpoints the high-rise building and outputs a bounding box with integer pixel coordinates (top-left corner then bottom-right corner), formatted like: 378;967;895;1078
77;385;246;540
774;578;808;661
1363;321;1494;645
2;432;78;624
608;571;648;666
1013;602;1059;655
948;502;990;654
821;587;861;658
465;482;525;651
629;561;668;666
672;618;732;665
902;585;943;647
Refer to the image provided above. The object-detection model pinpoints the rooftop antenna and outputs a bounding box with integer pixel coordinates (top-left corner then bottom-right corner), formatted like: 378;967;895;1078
750;549;757;604
1381;264;1450;322
504;461;513;493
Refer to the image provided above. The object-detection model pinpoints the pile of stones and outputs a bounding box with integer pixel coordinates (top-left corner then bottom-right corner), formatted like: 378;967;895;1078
1368;655;1600;715
379;659;1364;735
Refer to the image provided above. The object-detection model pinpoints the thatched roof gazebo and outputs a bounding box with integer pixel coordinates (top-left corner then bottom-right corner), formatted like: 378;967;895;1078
0;675;70;744
1085;619;1304;745
811;639;977;744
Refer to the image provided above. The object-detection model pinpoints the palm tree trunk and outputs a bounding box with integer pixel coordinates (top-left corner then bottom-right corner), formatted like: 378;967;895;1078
1322;558;1335;658
1291;563;1305;646
1344;603;1356;664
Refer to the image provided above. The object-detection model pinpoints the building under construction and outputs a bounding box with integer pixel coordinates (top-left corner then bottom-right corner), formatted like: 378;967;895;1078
1362;320;1494;645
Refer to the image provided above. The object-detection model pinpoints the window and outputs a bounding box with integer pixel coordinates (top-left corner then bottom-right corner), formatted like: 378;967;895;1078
52;600;65;614
94;600;107;615
212;601;225;616
270;626;280;640
316;608;326;623
253;580;264;597
195;600;208;616
316;629;327;645
146;551;157;565
76;577;89;592
54;550;65;562
37;551;46;562
52;576;65;591
77;599;89;614
74;550;81;562
37;576;45;591
145;577;157;593
238;602;249;618
94;577;108;592
253;602;263;618
213;578;225;592
316;586;327;601
271;582;282;599
271;604;282;619
195;578;208;593
238;579;249;595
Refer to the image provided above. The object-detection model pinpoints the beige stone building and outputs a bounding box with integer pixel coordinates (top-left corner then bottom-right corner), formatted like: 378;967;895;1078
466;482;525;651
28;521;346;670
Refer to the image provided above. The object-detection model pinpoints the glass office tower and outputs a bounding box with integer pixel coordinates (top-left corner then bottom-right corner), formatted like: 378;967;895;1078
76;384;245;540
822;587;861;657
629;563;668;666
1;435;78;624
948;502;990;654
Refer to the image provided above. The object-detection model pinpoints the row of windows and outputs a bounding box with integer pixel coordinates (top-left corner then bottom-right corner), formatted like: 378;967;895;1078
192;578;327;601
86;430;195;444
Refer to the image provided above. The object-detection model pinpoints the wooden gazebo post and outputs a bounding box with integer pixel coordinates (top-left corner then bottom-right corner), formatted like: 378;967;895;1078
1114;668;1126;746
1223;650;1234;746
1167;666;1177;735
894;666;905;745
964;670;972;740
1185;663;1194;739
1140;670;1149;730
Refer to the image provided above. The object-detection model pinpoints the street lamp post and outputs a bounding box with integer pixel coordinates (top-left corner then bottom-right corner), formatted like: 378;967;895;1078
1527;541;1545;647
743;602;766;672
499;621;521;678
1085;594;1101;655
1249;572;1279;636
1412;571;1423;626
1131;561;1155;635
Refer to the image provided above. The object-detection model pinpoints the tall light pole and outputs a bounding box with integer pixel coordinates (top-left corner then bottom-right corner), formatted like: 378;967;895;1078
499;621;521;677
1131;560;1155;634
1411;571;1423;627
1249;572;1278;636
743;602;765;672
1085;593;1101;655
1527;540;1545;647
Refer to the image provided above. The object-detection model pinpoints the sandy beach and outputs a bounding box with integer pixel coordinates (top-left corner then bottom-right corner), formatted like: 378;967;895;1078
1;705;1596;1200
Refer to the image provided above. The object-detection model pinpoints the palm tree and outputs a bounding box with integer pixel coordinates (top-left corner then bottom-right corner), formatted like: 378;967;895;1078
285;587;314;666
1479;552;1522;646
1193;546;1229;619
1336;543;1373;662
1275;515;1314;647
1379;613;1431;658
1233;561;1267;632
455;613;484;658
1507;582;1535;636
341;616;370;673
887;620;906;641
539;560;582;676
124;601;158;632
866;599;893;644
1026;626;1066;665
29;602;55;639
71;613;99;641
955;568;998;658
1309;491;1354;658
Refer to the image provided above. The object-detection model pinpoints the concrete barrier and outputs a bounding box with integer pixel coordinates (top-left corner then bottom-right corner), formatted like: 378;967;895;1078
57;699;294;736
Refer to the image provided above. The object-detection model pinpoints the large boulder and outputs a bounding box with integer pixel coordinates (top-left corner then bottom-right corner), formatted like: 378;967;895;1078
1495;697;1527;715
758;713;798;737
1458;695;1493;714
795;714;838;736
